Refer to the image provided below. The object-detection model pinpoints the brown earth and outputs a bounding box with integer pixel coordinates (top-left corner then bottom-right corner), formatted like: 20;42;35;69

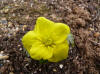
0;0;100;74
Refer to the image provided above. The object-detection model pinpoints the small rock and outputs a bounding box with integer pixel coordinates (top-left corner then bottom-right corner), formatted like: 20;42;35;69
0;54;9;60
6;60;10;63
23;25;27;31
9;72;14;74
1;18;7;24
30;3;33;7
14;3;19;7
25;15;30;20
25;63;29;67
21;0;24;3
0;35;2;37
4;8;9;13
0;51;4;54
51;14;57;19
18;45;21;47
59;64;63;69
8;22;13;27
39;68;41;71
53;68;57;72
16;27;19;32
23;25;27;28
89;28;94;31
94;32;100;37
12;13;16;17
19;48;22;51
13;32;16;36
34;71;37;73
7;34;11;38
13;0;16;2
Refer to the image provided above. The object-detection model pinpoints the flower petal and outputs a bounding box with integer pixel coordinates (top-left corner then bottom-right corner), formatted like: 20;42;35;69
51;23;70;44
48;41;69;62
34;17;55;37
22;31;40;52
29;41;53;60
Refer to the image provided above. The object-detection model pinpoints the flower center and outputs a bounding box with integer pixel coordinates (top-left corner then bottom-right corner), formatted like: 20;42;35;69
43;38;53;46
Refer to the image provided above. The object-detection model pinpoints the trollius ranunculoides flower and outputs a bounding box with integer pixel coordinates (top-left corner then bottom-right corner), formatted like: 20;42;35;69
22;17;72;62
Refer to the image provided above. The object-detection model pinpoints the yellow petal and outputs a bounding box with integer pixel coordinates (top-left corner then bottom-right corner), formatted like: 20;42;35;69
48;41;69;62
34;17;55;37
51;23;70;44
22;31;40;52
29;41;53;60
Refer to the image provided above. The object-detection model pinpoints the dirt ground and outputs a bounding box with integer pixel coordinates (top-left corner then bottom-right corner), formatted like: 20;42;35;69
0;0;100;74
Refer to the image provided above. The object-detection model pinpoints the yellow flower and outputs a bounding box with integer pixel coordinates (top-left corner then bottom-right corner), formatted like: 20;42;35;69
22;17;71;62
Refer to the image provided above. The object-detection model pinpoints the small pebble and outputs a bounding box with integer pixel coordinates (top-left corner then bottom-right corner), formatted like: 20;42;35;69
23;25;27;31
0;51;4;54
19;48;22;51
59;64;63;69
39;68;41;71
0;54;9;60
0;53;3;56
89;28;94;31
8;22;13;27
15;27;19;31
94;32;100;37
34;71;37;73
18;45;21;47
53;68;57;72
30;3;33;7
13;0;16;2
12;13;16;17
51;14;57;19
9;72;14;74
6;60;10;63
25;63;29;67
23;25;27;28
4;8;9;13
1;18;7;24
25;15;30;20
0;35;2;37
21;0;24;3
7;34;11;38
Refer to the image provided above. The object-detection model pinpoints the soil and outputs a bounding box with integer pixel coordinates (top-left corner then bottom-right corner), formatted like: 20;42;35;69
0;0;100;74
